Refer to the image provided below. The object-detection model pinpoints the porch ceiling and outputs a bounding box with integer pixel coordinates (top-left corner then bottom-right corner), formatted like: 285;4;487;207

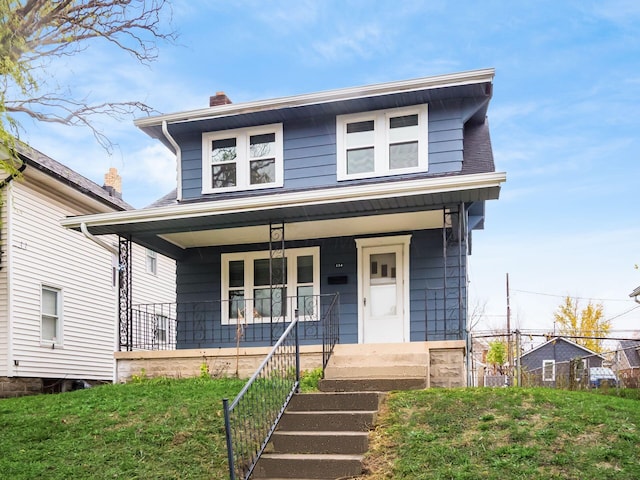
61;172;505;259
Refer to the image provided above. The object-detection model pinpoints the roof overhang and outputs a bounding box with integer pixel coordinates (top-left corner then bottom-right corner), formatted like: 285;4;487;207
135;68;495;142
62;172;505;258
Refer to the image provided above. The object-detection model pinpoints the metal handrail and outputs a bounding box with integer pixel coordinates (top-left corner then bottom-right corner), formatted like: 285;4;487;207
223;314;300;480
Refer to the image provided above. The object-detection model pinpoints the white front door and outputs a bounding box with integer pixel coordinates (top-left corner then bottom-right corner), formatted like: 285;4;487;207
356;235;411;343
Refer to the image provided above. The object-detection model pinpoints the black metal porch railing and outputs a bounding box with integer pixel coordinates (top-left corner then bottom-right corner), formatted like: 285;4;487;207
222;294;339;480
128;294;339;351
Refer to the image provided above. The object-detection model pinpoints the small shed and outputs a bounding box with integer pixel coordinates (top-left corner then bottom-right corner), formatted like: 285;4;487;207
519;337;604;387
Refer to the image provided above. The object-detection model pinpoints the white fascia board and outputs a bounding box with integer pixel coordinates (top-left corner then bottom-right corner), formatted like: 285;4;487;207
60;171;506;231
134;68;495;130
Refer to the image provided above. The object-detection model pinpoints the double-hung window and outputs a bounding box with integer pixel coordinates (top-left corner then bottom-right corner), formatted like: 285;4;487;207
336;105;428;180
221;247;320;325
146;249;157;275
202;124;283;193
41;286;62;345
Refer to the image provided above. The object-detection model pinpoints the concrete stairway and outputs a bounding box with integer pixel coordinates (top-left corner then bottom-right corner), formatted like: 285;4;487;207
251;391;384;479
251;344;429;479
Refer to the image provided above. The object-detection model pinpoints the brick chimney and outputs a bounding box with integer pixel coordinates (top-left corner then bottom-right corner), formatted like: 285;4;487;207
103;167;122;199
210;91;232;107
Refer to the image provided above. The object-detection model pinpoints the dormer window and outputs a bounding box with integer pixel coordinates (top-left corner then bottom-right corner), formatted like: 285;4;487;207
336;105;428;181
202;124;283;193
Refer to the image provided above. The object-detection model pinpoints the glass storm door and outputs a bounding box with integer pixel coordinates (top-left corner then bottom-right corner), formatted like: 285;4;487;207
362;244;405;343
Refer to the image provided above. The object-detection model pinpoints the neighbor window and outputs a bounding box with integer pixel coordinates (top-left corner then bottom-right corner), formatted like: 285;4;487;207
542;360;555;381
221;247;320;324
202;124;283;192
146;249;157;275
154;314;168;343
336;105;428;180
41;286;62;344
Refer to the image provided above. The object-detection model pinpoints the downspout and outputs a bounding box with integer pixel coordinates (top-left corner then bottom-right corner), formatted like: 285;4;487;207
161;120;182;202
80;222;119;383
80;222;118;255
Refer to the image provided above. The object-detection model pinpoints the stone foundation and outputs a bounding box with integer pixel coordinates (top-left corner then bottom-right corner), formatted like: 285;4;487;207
0;376;43;398
115;345;325;383
429;347;466;387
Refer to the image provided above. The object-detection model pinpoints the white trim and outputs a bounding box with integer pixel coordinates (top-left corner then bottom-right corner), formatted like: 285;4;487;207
220;246;320;325
542;359;556;382
6;182;14;375
40;284;63;347
61;172;506;231
201;123;283;193
337;105;428;181
135;69;495;129
355;235;411;344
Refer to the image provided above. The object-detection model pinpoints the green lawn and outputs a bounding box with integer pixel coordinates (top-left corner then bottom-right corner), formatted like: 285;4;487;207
0;377;244;479
359;387;640;479
2;380;639;479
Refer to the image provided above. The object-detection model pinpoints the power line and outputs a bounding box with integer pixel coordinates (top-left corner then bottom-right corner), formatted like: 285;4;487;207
512;289;634;303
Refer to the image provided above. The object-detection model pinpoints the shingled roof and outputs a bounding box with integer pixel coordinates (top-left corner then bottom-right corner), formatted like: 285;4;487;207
14;143;132;211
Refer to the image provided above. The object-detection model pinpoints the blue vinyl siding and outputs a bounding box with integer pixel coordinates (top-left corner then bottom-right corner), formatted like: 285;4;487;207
177;103;466;201
174;229;466;348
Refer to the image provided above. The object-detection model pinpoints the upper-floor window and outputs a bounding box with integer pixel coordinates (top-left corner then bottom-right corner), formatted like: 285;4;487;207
146;249;157;275
202;124;284;193
336;105;428;181
41;286;62;345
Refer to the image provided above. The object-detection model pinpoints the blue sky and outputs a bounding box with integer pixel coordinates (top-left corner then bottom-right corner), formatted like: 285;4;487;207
18;0;640;334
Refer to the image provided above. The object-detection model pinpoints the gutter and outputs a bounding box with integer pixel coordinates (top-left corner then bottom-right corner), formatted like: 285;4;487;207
0;159;27;188
162;120;182;202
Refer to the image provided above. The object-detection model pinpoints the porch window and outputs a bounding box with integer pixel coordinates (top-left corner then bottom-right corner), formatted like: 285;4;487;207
542;360;555;381
221;247;320;325
41;286;62;345
336;105;428;181
202;124;283;193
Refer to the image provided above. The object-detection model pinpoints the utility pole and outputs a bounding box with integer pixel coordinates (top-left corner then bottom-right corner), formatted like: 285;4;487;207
506;273;512;378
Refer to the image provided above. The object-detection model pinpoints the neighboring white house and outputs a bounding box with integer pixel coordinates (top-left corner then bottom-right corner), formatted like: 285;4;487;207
0;144;175;397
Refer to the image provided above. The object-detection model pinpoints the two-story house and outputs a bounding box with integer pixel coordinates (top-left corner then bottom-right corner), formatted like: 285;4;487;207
0;145;175;397
62;68;505;386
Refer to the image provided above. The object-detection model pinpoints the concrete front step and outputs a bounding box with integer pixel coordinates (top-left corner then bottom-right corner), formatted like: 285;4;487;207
319;377;427;392
269;430;369;454
287;391;384;411
251;453;364;479
277;410;377;432
324;364;427;379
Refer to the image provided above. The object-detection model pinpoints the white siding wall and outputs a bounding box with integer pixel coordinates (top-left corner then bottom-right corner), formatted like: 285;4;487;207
0;187;9;376
9;181;118;380
131;244;176;305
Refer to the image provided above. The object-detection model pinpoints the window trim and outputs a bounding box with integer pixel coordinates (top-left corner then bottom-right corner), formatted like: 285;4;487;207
221;246;320;325
41;285;63;346
146;248;158;275
202;123;284;193
542;359;556;381
336;105;428;181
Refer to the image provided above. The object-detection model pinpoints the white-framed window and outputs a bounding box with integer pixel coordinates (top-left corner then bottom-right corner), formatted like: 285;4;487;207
542;360;555;381
221;247;320;325
202;123;284;193
154;314;168;343
41;286;62;345
336;105;428;181
146;249;158;275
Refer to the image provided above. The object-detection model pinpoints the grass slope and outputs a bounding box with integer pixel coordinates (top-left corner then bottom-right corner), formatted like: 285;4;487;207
360;388;640;480
0;377;244;479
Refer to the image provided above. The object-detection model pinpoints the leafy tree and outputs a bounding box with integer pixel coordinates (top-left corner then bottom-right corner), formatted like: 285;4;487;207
553;296;610;353
0;0;176;171
486;340;506;374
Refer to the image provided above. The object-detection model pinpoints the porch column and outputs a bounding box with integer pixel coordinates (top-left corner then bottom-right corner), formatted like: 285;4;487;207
118;237;132;351
269;222;285;343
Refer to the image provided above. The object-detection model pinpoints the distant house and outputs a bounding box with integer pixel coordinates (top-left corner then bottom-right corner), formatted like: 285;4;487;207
0;144;175;397
616;339;640;388
62;69;506;387
630;286;640;304
519;337;604;387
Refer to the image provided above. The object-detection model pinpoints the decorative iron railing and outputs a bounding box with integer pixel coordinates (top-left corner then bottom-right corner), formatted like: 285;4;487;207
222;293;339;480
128;294;339;351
